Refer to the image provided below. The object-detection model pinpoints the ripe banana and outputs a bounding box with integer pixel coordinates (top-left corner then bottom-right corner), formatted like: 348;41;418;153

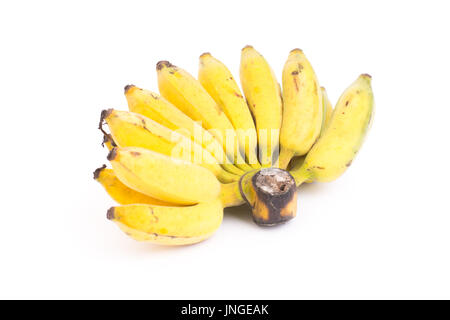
100;108;239;183
290;74;374;184
278;49;323;169
198;53;260;168
94;165;176;206
95;162;244;207
107;146;221;205
107;199;223;245
156;61;253;172
100;150;245;245
240;46;283;167
124;85;244;176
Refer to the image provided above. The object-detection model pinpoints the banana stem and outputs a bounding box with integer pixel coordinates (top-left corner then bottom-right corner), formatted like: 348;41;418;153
290;166;312;187
277;148;295;170
239;168;297;226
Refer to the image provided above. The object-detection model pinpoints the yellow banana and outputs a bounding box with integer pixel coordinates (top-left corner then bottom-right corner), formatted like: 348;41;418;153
124;85;244;176
285;88;332;176
108;146;221;205
94;165;177;206
198;53;260;168
107;199;223;245
278;49;323;169
290;74;374;184
95;163;244;208
288;88;332;182
321;86;333;131
240;45;282;167
156;61;253;172
100;109;239;183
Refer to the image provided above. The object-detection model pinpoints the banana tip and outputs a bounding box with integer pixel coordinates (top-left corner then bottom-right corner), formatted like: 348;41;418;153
200;52;211;58
361;73;372;79
290;48;303;54
93;164;106;180
156;60;173;70
107;147;118;161
124;84;135;94
107;207;115;220
99;109;113;129
242;45;253;51
102;133;116;148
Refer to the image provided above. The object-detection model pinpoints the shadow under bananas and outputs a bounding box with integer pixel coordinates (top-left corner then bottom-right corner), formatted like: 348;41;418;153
296;181;325;194
223;205;254;225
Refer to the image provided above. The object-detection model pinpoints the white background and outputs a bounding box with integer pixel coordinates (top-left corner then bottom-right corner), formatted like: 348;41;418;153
1;0;449;299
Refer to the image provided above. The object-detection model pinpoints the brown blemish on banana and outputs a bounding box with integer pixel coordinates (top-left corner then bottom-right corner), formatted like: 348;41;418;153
147;232;183;240
106;207;115;220
234;92;243;98
124;84;135;94
107;147;118;161
156;60;174;71
93;164;107;180
139;123;166;140
213;102;224;115
345;100;349;106
293;77;299;92
346;160;352;167
291;70;299;75
130;151;141;157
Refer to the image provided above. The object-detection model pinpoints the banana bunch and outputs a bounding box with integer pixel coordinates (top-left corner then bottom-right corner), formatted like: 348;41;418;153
94;46;374;246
